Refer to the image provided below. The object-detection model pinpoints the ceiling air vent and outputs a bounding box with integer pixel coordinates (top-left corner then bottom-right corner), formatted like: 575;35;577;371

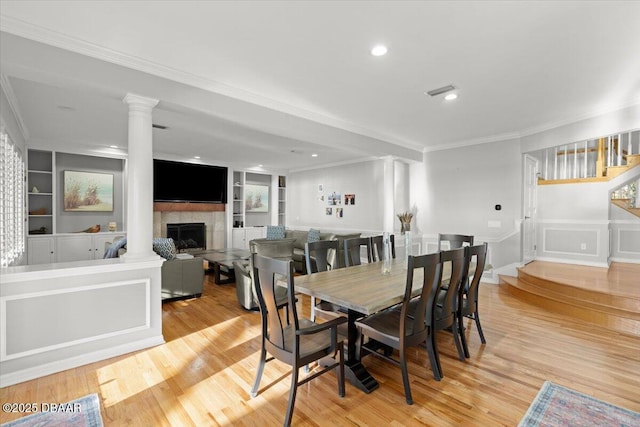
426;85;456;97
152;124;168;130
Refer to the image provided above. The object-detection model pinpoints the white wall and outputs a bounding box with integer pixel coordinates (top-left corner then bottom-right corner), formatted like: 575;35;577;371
288;159;387;233
411;139;522;254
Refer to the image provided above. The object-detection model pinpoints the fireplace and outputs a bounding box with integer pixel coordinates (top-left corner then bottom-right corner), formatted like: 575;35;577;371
167;223;206;251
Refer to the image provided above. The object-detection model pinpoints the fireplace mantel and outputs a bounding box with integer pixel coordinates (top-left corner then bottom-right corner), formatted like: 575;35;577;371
154;202;225;212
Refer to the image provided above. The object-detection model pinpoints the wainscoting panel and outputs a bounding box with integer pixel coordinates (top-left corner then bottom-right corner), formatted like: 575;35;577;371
536;221;609;267
610;221;640;263
1;280;149;360
543;228;599;256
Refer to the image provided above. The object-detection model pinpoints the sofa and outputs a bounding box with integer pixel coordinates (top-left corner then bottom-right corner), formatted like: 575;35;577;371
234;238;296;310
251;229;361;274
104;237;205;301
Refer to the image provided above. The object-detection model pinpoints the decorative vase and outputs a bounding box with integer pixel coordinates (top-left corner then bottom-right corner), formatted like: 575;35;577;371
401;222;411;234
381;232;392;275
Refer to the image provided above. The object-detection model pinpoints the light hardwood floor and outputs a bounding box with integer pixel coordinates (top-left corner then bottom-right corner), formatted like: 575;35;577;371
2;267;639;426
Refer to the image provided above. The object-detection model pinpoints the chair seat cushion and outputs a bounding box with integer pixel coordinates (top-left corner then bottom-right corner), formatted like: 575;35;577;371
282;319;334;358
356;309;406;346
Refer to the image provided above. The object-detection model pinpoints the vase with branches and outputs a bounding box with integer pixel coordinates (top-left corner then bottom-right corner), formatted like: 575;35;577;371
397;212;413;234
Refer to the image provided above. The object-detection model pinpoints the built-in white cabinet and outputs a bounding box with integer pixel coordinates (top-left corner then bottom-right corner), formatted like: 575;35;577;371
231;227;267;250
28;233;125;264
27;236;55;264
56;235;95;262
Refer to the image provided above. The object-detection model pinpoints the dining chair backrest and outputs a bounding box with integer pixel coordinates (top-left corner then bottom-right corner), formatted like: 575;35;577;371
437;234;474;251
370;234;396;261
434;247;467;330
344;237;372;267
402;252;443;342
305;239;340;273
252;254;298;360
464;243;488;313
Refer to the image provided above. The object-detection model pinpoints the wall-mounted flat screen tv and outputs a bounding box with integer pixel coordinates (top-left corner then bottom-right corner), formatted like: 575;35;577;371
153;159;227;203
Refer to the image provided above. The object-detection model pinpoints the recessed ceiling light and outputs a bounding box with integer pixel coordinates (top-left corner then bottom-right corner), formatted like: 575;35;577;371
311;153;318;157
258;164;263;168
444;93;458;101
109;145;118;149
371;45;388;56
194;156;201;159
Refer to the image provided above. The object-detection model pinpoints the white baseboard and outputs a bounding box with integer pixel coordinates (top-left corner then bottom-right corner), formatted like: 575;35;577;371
483;262;520;284
609;257;640;264
534;256;610;268
0;335;165;387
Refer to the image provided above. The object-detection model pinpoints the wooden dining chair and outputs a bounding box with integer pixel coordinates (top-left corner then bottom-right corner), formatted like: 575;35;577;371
250;254;347;426
370;234;396;261
344;237;373;267
356;252;443;404
434;247;468;362
458;242;489;357
305;239;341;321
437;233;474;251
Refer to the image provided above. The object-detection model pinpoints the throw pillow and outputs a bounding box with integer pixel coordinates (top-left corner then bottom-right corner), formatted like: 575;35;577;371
266;225;285;240
307;228;321;243
153;237;177;260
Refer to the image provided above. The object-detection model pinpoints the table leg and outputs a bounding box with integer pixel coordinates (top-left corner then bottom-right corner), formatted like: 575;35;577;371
344;309;379;393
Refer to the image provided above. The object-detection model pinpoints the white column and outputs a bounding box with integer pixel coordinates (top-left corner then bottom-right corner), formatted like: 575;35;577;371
122;93;160;261
383;156;395;233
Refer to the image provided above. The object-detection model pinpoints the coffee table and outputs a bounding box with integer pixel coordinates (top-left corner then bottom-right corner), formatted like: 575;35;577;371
196;249;251;285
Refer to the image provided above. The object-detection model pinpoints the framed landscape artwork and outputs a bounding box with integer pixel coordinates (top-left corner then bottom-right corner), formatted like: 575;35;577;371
245;184;269;212
64;170;114;212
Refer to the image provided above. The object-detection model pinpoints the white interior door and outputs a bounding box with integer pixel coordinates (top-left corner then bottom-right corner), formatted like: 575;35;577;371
522;155;538;264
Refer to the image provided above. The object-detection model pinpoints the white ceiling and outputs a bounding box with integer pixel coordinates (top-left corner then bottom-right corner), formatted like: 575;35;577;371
1;1;639;171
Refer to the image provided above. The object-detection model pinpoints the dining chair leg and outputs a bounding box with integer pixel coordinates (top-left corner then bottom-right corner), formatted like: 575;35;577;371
426;331;442;381
399;346;413;405
337;345;345;397
284;367;299;427
250;344;267;398
451;319;466;361
459;313;470;359
474;311;487;344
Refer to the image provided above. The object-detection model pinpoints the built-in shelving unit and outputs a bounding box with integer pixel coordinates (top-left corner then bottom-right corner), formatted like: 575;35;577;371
232;170;245;228
27;149;54;235
278;175;286;226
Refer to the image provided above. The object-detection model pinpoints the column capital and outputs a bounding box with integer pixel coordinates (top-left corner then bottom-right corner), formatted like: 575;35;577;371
123;93;159;110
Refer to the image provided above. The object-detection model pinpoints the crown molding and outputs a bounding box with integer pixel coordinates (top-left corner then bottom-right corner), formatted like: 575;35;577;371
424;131;521;153
519;99;640;139
0;73;29;141
0;16;421;153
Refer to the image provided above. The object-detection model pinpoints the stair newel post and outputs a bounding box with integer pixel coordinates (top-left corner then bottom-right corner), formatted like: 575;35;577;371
544;149;549;180
629;132;633;156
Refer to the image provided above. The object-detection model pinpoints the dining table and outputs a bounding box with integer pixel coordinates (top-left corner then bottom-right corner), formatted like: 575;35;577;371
294;257;417;393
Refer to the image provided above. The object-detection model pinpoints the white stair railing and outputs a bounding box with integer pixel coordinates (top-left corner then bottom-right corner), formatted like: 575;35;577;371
534;129;639;181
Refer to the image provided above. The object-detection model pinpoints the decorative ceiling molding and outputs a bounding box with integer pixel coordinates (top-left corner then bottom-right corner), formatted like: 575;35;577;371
424;131;521;153
0;73;30;141
0;15;422;153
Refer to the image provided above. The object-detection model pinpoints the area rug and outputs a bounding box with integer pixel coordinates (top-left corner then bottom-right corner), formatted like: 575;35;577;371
518;381;640;426
1;393;103;427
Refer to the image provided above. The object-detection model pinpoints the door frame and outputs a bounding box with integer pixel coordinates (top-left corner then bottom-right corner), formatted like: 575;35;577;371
521;154;538;265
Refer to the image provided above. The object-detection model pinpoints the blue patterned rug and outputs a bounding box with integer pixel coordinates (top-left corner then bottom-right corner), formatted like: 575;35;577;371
519;381;640;426
1;394;103;427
